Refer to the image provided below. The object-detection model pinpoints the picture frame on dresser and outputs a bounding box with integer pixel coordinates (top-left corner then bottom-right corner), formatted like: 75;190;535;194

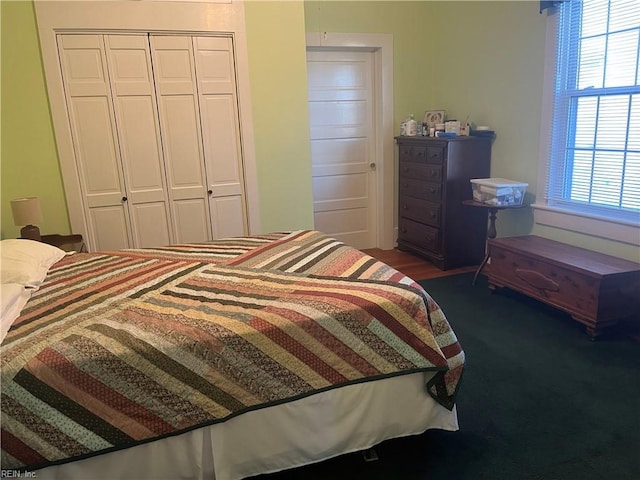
423;110;446;128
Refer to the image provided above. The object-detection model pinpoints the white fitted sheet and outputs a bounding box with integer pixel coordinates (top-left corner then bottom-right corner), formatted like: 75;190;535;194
34;371;458;480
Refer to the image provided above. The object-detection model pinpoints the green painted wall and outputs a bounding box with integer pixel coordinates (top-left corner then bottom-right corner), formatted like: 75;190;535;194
244;1;314;232
1;1;70;239
428;1;544;238
305;0;438;120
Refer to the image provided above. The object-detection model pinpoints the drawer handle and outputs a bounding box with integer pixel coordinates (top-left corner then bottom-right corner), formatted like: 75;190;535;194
431;171;438;177
402;205;408;210
401;228;407;233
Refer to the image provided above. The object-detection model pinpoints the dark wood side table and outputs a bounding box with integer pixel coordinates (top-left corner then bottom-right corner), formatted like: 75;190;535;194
40;234;86;253
462;200;526;285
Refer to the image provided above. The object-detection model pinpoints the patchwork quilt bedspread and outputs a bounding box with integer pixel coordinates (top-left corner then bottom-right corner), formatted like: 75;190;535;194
1;230;464;471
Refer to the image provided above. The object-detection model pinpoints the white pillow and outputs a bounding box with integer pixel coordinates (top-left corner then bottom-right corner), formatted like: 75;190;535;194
0;239;66;287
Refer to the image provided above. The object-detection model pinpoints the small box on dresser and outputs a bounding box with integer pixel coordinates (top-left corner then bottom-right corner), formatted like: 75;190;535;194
486;235;640;338
395;136;492;270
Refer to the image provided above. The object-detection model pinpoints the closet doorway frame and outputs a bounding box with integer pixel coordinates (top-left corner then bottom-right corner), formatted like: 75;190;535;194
35;0;260;251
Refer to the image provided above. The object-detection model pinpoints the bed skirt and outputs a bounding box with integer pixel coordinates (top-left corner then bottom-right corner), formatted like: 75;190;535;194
34;371;458;480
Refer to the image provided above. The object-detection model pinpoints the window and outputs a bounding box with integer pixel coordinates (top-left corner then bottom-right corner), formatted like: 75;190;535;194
538;0;640;243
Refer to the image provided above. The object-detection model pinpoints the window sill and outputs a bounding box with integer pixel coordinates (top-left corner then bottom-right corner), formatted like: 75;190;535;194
532;203;640;246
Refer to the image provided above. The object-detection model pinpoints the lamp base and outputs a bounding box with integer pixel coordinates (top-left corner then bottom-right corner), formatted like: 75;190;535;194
20;225;41;242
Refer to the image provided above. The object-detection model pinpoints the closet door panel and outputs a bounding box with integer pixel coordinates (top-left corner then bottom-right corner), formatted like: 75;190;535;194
131;204;172;247
151;36;212;243
106;35;174;248
58;34;132;250
59;35;110;97
194;36;235;94
194;36;247;236
199;96;243;195
159;96;211;243
210;196;245;239
173;200;211;244
91;207;131;251
116;98;164;192
151;36;196;95
72;99;123;203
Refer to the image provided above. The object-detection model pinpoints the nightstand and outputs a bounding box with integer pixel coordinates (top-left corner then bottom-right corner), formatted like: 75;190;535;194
40;234;86;253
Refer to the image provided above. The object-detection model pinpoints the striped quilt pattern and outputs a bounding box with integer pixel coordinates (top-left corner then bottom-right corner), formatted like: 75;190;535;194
1;231;464;471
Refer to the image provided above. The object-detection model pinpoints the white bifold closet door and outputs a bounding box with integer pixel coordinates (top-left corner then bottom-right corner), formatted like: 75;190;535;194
107;35;174;249
192;36;247;240
57;33;247;251
151;35;247;244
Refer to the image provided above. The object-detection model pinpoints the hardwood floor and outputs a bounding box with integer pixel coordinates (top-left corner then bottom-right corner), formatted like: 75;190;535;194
361;248;477;281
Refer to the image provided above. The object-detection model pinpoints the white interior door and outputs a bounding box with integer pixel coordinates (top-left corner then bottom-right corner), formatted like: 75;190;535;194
307;50;377;249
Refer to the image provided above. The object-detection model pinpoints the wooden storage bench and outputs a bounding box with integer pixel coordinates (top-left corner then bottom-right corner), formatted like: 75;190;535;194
486;235;640;338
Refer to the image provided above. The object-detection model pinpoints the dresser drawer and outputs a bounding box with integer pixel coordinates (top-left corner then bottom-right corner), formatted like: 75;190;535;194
398;217;440;252
399;162;442;182
399;145;425;163
425;146;444;164
399;196;441;227
398;144;444;164
399;177;442;202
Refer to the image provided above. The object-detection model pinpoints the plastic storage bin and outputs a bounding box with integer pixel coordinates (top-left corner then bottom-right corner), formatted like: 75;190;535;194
470;178;528;206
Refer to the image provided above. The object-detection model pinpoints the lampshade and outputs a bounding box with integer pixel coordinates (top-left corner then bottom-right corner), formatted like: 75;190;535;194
11;197;43;226
10;197;43;241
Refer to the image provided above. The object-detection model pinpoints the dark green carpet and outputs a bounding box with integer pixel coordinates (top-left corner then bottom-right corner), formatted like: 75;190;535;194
255;273;640;480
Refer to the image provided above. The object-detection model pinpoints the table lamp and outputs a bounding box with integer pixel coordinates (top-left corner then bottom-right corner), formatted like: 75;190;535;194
10;197;43;241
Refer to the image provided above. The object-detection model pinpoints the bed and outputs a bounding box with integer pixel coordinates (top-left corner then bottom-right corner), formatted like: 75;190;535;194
1;230;464;479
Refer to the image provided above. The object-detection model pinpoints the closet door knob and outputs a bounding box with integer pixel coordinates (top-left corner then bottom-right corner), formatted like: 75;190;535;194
122;196;128;202
208;190;213;195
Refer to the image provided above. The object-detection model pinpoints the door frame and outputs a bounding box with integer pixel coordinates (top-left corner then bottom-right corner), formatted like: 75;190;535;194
306;32;395;250
34;1;261;251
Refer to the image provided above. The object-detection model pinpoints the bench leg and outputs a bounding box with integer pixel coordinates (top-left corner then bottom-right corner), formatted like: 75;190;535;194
585;325;603;341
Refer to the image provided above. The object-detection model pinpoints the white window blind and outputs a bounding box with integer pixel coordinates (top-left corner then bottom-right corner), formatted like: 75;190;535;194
548;0;640;224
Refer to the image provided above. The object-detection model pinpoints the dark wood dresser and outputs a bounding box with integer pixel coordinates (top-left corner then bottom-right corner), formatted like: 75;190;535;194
395;136;492;270
487;235;640;338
